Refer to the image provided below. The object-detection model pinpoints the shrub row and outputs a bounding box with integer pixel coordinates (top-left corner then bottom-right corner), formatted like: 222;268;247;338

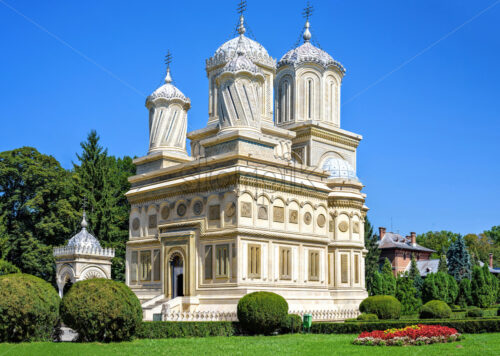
311;318;500;334
136;321;239;338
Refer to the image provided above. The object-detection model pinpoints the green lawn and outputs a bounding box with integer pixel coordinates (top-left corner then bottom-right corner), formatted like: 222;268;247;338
1;334;500;356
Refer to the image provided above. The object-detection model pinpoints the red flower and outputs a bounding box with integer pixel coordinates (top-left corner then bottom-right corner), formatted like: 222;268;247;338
357;325;458;341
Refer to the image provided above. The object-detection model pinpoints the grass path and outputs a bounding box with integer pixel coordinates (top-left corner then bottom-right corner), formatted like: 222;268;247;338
1;333;500;356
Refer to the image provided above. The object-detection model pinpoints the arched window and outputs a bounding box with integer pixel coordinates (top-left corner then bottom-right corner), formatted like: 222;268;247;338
278;79;292;123
307;79;313;119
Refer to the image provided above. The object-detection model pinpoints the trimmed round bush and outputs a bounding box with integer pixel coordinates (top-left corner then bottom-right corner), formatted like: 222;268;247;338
237;292;288;335
419;300;452;319
60;278;142;342
357;313;379;321
466;308;484;318
0;273;60;342
359;296;401;320
280;314;302;334
0;259;20;276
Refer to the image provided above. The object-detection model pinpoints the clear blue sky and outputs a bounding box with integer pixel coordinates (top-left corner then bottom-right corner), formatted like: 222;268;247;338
1;0;499;236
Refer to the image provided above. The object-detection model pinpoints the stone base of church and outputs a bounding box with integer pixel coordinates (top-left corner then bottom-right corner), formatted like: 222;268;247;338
141;287;366;322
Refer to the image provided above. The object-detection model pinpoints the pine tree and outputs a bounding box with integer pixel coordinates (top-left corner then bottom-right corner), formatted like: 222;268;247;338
396;273;422;314
370;271;385;296
381;258;396;296
364;217;380;296
422;272;456;304
408;257;424;298
438;254;448;273
471;264;497;307
447;235;471;281
73;131;135;281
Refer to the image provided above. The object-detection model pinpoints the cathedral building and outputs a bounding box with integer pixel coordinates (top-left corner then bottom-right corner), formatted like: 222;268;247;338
125;6;368;321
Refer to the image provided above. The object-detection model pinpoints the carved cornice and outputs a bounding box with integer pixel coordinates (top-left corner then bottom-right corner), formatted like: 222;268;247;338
328;199;364;209
294;127;360;149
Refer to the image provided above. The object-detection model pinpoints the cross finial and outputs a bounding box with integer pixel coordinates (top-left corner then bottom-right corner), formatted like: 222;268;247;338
303;1;314;21
164;50;173;83
237;0;247;16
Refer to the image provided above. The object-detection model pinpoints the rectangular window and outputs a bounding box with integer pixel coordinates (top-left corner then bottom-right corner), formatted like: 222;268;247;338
280;247;292;280
140;250;152;282
309;251;320;281
153;249;161;282
216;244;229;278
354;254;360;284
248;244;261;278
131;251;138;283
204;245;213;280
231;244;237;279
341;254;349;284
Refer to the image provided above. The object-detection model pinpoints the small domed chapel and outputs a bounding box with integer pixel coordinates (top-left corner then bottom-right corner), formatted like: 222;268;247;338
126;4;368;321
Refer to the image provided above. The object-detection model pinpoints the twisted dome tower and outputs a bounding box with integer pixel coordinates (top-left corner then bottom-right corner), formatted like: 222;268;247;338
206;12;275;128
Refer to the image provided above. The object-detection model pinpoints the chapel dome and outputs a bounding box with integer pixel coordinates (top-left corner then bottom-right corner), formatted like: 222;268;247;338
221;51;264;77
66;213;102;249
146;69;191;109
322;157;357;180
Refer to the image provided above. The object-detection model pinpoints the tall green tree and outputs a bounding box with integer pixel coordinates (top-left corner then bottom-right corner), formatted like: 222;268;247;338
438;254;448;273
456;278;473;308
483;226;500;245
422;271;458;304
0;147;79;282
381;258;396;296
395;273;421;314
364;217;380;296
447;235;471;281
471;264;498;307
417;231;460;258
72;131;135;281
408;257;424;298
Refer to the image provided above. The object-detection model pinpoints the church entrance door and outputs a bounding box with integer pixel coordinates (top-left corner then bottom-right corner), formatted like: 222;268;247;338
170;255;184;298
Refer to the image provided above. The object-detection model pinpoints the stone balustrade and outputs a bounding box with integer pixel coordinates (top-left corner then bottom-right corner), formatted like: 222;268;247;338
53;246;115;258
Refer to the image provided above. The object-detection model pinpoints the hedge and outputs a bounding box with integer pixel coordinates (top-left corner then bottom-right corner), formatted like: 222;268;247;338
359;295;401;320
136;322;238;338
0;273;60;342
311;318;500;334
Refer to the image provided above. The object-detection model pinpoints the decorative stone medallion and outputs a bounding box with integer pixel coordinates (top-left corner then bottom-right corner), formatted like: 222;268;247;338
258;205;268;220
273;206;284;223
177;203;187;217
132;217;140;231
148;214;157;229
208;205;220;220
289;210;298;224
304;212;312;225
338;221;349;232
240;202;252;218
193;201;203;216
161;206;170;220
353;222;360;234
317;214;326;228
226;202;236;217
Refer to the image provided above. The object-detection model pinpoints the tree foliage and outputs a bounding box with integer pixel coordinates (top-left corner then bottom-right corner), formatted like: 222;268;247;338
380;258;396;296
416;231;460;258
456;278;473;308
364;217;380;296
447;235;471;282
395;274;421;315
471;264;498;307
438;254;448;273
422;271;458;304
408;257;424;298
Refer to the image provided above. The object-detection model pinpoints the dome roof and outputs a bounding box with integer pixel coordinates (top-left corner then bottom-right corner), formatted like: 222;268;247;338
322;157;357;180
207;35;275;70
278;42;345;73
278;21;345;73
221;51;264;77
66;213;102;249
146;69;191;108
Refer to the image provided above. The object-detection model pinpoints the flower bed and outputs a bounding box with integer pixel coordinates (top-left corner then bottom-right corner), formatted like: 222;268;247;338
353;324;462;346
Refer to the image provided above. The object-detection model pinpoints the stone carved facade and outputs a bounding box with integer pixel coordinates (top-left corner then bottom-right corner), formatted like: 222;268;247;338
126;8;368;321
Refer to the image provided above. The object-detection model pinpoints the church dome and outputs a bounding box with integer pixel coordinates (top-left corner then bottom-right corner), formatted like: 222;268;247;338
322;157;357;180
66;213;102;249
277;21;345;73
206;16;275;70
146;69;191;109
